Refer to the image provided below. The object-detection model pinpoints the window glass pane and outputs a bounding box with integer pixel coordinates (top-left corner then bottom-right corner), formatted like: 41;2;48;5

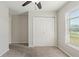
69;10;79;18
69;18;79;46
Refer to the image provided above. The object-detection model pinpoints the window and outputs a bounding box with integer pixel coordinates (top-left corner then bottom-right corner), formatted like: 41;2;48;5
68;9;79;47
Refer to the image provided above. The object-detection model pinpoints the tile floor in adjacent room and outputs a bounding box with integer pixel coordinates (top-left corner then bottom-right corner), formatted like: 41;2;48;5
2;43;68;57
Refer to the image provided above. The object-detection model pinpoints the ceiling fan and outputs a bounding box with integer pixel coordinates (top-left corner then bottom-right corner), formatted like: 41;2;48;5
22;1;42;9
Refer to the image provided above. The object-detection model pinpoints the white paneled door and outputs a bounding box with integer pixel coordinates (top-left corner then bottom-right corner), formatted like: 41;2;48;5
33;17;55;46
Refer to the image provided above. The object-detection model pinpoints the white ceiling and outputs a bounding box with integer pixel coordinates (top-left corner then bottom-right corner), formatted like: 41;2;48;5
1;1;67;15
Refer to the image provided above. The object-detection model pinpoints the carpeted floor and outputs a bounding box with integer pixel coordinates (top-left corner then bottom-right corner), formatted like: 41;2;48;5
2;43;68;57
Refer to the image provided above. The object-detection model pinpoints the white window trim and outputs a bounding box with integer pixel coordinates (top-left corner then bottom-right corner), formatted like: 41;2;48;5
65;9;79;51
65;13;70;44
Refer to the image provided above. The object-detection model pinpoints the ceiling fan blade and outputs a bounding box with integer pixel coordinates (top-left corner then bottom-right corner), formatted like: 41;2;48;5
22;1;32;6
36;2;42;9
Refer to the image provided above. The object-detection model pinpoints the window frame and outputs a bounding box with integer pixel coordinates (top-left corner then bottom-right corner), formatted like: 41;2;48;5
65;8;79;50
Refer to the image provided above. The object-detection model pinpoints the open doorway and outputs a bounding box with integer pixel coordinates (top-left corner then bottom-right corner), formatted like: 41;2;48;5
10;12;28;47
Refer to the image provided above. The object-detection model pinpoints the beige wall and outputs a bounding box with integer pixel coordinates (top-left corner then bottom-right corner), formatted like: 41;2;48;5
12;13;28;43
0;4;10;56
28;10;57;47
57;2;79;56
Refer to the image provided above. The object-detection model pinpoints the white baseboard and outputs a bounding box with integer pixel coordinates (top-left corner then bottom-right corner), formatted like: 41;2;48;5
58;47;72;57
0;49;9;56
11;42;28;44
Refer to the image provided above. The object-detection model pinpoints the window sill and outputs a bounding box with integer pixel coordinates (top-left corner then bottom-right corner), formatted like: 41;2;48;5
66;43;79;51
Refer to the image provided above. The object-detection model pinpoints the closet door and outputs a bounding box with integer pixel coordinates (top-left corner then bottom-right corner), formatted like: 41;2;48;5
33;17;55;46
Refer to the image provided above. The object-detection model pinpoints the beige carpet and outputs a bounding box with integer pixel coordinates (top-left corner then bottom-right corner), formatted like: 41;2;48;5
2;43;68;57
